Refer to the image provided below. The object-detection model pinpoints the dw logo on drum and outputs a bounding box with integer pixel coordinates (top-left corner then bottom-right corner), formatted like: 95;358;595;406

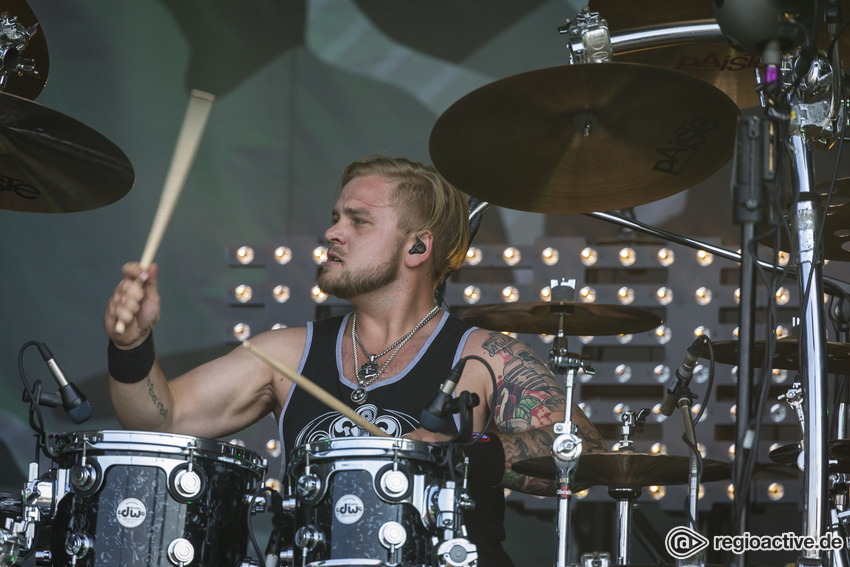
334;494;365;525
115;498;147;529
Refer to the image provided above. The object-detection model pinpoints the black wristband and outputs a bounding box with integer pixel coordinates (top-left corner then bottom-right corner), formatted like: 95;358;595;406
464;432;505;486
108;333;155;384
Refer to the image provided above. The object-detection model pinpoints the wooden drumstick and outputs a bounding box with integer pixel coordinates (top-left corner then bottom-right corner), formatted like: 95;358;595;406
115;89;216;334
242;340;389;438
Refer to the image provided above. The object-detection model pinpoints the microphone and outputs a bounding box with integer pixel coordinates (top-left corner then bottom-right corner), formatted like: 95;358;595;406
661;336;708;417
37;343;93;424
420;359;466;432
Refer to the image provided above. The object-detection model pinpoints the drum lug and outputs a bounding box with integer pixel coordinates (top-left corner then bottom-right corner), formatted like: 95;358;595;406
378;521;407;549
173;469;202;499
295;474;322;503
167;537;195;566
294;525;324;551
70;458;102;496
434;537;478;567
64;532;93;559
34;549;52;566
377;466;410;500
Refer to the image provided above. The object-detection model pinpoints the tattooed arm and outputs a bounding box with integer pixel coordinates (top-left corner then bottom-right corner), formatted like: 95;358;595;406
465;330;607;496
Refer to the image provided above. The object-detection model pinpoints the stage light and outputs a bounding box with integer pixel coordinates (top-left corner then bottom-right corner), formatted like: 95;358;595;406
613;403;629;419
579;286;596;303
698;485;705;500
777;251;790;266
775;287;791;305
775;325;789;339
656;287;673;305
655;325;672;344
693;326;710;338
312;246;328;265
617;334;633;344
769;403;787;422
695;286;712;305
653;364;670;383
465;246;483;266
311;285;328;303
265;478;283;493
232;323;251;341
501;286;520;302
734;326;739;337
618;247;636;266
463;285;481;304
271;323;287;330
541;247;559;266
540;286;551;301
773;369;788;383
650;443;667;455
235;245;255;265
726;484;735;500
539;334;554;344
617;286;635;305
579;369;593;383
502;247;521;266
691;404;706;422
696;250;713;266
578;402;591;418
693;364;708;384
578;335;594;344
728;444;735;461
730;405;736;420
574;489;589;500
266;439;282;458
615;364;632;383
274;246;292;265
730;366;738;383
649;486;666;501
580;247;598;266
697;443;707;458
657;248;675;266
234;284;253;303
767;483;785;501
651;403;667;422
272;285;291;303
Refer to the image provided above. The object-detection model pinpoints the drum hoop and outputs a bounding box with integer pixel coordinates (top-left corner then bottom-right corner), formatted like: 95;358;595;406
50;430;266;472
291;436;445;465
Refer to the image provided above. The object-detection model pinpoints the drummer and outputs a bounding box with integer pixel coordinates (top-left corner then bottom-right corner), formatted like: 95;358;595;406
104;154;606;566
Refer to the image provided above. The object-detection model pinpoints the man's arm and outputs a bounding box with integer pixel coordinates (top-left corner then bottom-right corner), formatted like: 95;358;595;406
470;331;606;495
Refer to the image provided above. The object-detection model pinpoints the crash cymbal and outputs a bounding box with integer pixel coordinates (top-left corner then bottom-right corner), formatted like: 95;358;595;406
0;92;134;213
0;0;49;100
512;452;731;489
429;62;739;214
759;178;850;261
706;338;850;374
461;301;662;336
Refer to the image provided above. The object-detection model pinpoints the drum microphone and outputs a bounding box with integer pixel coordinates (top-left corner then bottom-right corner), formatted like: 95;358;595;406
660;335;708;417
420;359;466;432
37;342;93;424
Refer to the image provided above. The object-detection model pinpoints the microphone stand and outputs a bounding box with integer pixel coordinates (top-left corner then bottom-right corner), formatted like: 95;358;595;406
673;383;706;567
546;279;594;567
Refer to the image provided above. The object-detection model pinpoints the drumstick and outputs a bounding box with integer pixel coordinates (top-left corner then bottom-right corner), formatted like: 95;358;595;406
242;340;389;438
115;89;216;334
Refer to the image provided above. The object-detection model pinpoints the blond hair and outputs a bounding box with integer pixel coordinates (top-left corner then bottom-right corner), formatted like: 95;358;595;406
341;155;469;282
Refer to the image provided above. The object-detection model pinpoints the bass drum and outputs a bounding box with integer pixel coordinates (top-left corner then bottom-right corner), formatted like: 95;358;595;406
45;430;266;567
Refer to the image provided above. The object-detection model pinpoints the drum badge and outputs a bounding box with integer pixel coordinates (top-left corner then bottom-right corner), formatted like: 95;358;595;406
116;498;147;528
334;494;364;524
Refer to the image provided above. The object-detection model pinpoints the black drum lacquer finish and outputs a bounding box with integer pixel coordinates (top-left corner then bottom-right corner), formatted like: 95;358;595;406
46;431;266;567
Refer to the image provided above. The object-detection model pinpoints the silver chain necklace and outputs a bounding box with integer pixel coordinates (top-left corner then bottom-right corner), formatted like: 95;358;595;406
350;305;441;404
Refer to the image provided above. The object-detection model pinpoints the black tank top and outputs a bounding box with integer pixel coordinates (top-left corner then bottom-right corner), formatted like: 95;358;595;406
278;311;514;567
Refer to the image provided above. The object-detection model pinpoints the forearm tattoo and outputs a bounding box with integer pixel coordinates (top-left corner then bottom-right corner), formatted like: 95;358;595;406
146;376;169;418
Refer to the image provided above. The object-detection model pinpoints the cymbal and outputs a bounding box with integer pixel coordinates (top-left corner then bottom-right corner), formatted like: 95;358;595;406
512;452;731;489
705;338;850;374
760;178;850;261
429;62;739;214
0;0;49;100
0;92;134;213
461;301;662;336
770;441;850;472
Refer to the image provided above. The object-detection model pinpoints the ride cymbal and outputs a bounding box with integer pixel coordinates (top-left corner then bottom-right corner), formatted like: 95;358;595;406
0;92;134;213
461;301;662;336
705;338;850;374
429;62;739;214
512;452;731;489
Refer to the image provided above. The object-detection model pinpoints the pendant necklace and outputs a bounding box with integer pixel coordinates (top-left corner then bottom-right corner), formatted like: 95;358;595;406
350;305;440;404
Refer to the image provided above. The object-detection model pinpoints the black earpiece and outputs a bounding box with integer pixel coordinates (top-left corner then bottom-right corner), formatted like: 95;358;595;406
409;236;426;255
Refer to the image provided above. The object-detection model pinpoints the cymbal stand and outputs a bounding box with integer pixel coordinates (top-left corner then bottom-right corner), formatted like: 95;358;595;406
547;278;594;567
609;409;648;566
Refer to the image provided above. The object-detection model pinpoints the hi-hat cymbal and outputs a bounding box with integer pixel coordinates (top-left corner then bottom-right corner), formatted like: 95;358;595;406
706;338;850;374
461;301;662;336
429;62;739;214
0;92;134;213
512;452;731;489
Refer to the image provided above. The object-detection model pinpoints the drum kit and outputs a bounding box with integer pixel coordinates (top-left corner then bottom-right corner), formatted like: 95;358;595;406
0;1;849;566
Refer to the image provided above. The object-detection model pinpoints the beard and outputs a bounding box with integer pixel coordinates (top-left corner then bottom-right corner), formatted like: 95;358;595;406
317;243;403;299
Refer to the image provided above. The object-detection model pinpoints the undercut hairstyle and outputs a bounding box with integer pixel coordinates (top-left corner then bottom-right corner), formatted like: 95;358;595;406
341;155;469;283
